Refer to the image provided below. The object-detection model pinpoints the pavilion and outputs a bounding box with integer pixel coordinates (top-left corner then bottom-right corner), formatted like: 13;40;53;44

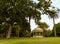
31;27;44;37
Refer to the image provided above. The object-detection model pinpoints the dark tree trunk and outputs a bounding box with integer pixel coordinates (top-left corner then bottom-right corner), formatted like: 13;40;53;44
29;17;31;25
6;24;12;39
53;18;57;37
17;25;20;37
29;17;31;37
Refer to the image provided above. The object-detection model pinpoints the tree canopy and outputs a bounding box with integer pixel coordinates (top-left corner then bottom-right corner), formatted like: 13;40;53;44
0;0;57;38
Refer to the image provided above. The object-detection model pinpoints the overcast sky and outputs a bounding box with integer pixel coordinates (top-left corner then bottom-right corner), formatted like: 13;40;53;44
31;0;60;31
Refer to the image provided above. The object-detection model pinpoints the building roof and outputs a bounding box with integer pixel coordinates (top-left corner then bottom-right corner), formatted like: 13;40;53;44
32;28;43;32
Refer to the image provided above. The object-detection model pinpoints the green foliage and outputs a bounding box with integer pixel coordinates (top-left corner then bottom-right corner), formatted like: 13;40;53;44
0;0;53;38
0;0;32;38
37;0;51;14
47;10;58;19
54;23;60;36
44;30;53;37
37;22;49;29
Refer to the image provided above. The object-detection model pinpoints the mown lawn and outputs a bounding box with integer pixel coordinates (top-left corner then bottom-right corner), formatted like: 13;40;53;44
0;37;60;44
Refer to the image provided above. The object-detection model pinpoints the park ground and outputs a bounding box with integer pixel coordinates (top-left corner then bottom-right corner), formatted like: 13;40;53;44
0;37;60;44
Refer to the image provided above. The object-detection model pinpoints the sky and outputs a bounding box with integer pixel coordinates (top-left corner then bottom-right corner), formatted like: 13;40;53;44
31;0;60;31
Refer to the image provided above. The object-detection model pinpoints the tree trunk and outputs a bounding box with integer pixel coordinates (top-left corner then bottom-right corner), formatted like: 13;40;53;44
29;17;31;25
29;17;31;37
53;18;56;37
6;24;12;39
17;25;20;37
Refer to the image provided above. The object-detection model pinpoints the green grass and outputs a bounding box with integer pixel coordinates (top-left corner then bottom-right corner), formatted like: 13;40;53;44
0;37;60;44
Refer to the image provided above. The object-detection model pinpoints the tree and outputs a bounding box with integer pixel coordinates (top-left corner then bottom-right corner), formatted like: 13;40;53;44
47;10;58;37
37;22;49;29
25;0;52;33
37;21;49;36
53;23;60;36
0;0;30;38
37;0;51;14
25;0;52;25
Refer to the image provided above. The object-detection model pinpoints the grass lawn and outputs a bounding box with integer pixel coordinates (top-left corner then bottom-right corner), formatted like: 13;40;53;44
0;37;60;44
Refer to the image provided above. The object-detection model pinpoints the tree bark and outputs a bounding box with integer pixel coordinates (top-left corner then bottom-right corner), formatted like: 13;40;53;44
6;24;12;39
17;25;20;37
29;17;31;37
53;18;56;37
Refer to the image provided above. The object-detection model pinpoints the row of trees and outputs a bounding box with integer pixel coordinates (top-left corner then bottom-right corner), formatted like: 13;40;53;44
0;0;59;38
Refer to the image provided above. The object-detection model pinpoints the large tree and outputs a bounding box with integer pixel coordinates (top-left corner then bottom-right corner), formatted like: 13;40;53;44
47;9;58;37
0;0;29;38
